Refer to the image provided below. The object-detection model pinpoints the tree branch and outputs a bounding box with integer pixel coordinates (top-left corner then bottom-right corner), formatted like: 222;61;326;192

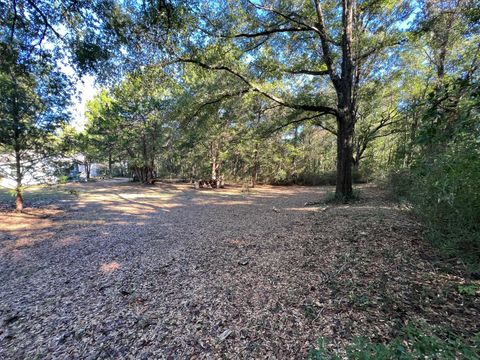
26;0;62;39
178;58;337;115
355;39;404;61
232;27;311;38
188;88;251;120
263;113;336;138
247;1;322;36
284;68;329;76
312;0;340;83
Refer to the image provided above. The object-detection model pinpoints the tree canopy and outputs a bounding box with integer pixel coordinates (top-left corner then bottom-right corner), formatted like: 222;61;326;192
0;0;479;263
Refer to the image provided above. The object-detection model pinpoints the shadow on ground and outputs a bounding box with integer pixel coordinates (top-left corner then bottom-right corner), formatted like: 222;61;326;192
0;179;478;359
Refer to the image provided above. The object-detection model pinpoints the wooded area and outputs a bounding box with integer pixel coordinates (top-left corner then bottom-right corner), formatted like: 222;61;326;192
1;0;479;358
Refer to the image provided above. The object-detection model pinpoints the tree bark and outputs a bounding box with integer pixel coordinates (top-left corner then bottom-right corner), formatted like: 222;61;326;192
14;147;23;212
11;63;23;211
85;161;91;180
210;141;220;188
335;111;354;198
251;144;259;188
108;151;112;178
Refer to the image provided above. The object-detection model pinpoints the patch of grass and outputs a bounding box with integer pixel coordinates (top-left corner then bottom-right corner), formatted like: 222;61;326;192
0;185;75;208
308;323;480;359
57;175;69;184
458;284;480;296
303;304;317;320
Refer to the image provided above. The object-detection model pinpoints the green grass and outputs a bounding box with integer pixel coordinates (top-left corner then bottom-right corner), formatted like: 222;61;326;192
0;184;76;208
308;323;480;359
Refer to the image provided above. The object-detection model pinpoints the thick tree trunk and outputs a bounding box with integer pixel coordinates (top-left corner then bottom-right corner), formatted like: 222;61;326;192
15;190;24;212
335;113;354;198
15;148;23;212
132;165;155;184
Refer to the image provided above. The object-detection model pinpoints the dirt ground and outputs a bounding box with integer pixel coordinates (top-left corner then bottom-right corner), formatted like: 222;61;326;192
0;179;479;359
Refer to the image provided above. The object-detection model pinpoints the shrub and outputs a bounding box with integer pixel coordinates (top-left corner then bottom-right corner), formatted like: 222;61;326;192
309;324;480;359
296;172;337;186
57;175;69;184
385;169;414;201
389;138;480;269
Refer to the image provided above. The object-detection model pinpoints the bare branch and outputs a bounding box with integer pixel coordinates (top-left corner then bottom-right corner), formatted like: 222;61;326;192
284;68;329;76
312;0;340;82
26;0;62;39
232;27;311;38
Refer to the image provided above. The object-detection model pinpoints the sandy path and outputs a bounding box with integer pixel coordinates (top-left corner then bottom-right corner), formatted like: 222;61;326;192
1;180;478;359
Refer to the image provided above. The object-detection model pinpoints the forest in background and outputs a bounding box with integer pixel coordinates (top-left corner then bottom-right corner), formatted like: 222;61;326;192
1;0;479;268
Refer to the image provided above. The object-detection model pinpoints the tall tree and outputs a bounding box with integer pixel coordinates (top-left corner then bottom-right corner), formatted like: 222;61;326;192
0;0;75;210
175;0;413;198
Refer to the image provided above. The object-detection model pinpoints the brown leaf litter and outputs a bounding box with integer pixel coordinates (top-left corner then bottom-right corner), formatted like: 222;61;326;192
0;179;478;359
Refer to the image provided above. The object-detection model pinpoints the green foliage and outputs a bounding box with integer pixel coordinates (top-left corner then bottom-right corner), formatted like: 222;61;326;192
388;75;480;267
458;284;480;296
309;324;480;359
296;172;337;186
412;142;480;262
385;170;414;201
57;175;69;184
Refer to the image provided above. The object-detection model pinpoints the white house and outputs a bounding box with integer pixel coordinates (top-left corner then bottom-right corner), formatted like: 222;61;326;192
0;153;103;188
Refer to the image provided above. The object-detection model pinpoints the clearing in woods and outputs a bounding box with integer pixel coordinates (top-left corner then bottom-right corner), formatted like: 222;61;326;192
0;179;478;358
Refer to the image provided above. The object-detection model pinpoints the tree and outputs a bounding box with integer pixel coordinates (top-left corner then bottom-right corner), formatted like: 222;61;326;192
85;67;180;183
176;0;413;198
0;1;74;210
84;91;122;178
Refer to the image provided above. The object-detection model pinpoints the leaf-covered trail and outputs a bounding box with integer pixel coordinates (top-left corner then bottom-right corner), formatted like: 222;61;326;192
1;180;478;359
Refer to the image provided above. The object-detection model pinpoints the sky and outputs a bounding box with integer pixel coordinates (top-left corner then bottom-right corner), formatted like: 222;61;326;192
70;75;98;131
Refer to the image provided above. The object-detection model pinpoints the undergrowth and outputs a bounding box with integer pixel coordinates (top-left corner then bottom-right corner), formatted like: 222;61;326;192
309;323;480;359
387;139;480;271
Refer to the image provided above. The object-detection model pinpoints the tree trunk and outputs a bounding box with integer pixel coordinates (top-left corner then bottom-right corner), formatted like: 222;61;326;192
211;156;220;188
132;165;155;184
85;162;91;180
334;0;355;199
335;112;354;198
251;163;258;188
11;67;23;211
15;148;23;212
251;144;259;188
108;151;113;178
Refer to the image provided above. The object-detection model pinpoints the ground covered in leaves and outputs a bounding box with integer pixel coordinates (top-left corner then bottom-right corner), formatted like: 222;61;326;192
1;180;479;359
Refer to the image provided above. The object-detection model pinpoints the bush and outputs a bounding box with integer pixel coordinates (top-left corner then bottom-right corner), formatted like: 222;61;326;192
296;172;337;186
286;171;366;187
389;139;480;269
385;169;414;201
57;175;69;184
